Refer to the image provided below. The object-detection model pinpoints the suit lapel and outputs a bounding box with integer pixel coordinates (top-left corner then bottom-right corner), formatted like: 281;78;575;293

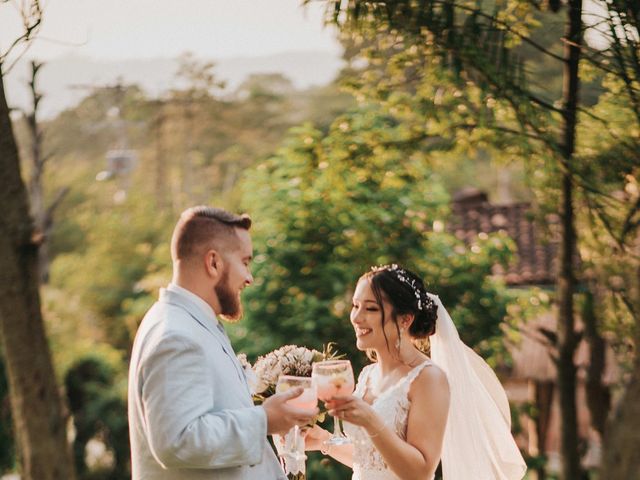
159;289;251;396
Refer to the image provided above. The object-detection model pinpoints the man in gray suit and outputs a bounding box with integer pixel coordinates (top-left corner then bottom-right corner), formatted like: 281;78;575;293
128;206;316;479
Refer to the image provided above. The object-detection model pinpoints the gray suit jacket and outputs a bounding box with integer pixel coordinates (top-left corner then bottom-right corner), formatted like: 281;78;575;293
128;286;285;479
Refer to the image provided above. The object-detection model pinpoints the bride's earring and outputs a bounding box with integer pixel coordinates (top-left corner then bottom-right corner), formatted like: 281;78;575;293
396;328;403;352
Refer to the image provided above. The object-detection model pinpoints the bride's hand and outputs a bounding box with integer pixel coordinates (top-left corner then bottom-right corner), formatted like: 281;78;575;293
303;424;331;451
326;396;380;432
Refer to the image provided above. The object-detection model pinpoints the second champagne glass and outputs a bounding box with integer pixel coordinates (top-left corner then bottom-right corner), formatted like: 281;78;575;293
311;359;355;446
276;375;317;459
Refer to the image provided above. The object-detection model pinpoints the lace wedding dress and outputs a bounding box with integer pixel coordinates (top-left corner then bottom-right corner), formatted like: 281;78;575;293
341;294;526;480
344;362;433;480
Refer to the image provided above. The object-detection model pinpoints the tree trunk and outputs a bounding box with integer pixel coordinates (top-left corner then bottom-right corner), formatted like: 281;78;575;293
582;288;610;439
556;0;583;478
603;355;640;479
0;64;76;480
25;61;51;284
601;264;640;479
534;381;554;480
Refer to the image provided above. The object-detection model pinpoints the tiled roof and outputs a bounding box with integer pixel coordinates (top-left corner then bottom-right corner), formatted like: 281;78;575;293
449;190;619;384
449;188;559;286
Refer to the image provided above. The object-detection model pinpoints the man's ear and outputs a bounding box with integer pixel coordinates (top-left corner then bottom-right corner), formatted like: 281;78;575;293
205;249;223;279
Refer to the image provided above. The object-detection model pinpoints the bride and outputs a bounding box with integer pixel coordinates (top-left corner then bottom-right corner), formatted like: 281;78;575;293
305;264;527;480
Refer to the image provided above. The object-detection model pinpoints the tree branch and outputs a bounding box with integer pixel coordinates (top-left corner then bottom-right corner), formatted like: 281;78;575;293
622;196;640;239
44;186;70;230
0;1;42;67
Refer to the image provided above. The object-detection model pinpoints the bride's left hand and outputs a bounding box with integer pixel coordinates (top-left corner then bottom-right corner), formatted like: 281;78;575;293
325;396;379;431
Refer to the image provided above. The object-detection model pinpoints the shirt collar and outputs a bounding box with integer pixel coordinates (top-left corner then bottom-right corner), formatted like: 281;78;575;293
166;282;220;327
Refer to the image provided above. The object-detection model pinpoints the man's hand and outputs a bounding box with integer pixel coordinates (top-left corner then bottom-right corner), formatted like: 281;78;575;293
263;387;319;435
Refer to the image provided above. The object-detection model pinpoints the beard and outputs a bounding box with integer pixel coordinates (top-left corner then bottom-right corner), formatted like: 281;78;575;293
215;268;243;322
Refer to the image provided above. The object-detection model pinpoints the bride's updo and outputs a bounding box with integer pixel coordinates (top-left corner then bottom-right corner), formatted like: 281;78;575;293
362;264;438;339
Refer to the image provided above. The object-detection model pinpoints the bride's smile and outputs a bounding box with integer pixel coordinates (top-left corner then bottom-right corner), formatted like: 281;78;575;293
355;327;372;337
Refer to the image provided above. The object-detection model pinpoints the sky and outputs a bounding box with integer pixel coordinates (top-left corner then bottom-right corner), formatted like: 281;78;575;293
2;0;613;67
1;0;342;63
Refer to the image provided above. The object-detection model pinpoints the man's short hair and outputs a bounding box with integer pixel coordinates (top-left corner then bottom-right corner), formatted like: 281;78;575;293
170;206;252;262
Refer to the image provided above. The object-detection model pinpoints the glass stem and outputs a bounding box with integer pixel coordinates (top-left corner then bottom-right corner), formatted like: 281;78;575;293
293;425;300;455
333;416;344;437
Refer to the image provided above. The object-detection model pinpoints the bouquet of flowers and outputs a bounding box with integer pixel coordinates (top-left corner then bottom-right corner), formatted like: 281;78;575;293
238;343;341;408
237;344;342;480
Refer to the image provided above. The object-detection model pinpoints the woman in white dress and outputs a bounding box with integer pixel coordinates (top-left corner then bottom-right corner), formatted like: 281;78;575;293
306;264;527;480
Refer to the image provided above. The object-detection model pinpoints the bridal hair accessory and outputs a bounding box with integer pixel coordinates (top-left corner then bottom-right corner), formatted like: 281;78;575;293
371;264;435;312
429;293;527;480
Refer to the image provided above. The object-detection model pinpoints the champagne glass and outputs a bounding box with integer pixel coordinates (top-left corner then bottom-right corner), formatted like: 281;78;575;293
311;360;355;446
276;375;317;459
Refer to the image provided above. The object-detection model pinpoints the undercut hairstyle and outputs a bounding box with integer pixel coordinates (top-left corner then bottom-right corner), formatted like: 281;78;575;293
170;206;252;262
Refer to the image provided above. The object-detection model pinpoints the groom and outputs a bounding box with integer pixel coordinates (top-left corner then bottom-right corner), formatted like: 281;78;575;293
128;206;316;479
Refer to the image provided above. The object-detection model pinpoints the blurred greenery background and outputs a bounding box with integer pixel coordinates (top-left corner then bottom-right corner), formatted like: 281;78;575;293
2;1;639;479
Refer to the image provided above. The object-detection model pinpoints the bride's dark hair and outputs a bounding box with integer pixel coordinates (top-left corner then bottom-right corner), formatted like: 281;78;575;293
360;265;438;354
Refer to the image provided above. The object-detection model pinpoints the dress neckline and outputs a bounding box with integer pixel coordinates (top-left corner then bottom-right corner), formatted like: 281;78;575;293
360;361;431;405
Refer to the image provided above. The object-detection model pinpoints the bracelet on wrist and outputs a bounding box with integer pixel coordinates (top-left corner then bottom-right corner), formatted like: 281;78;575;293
367;421;387;438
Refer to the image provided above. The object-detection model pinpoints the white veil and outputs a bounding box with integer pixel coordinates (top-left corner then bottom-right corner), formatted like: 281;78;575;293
428;293;527;480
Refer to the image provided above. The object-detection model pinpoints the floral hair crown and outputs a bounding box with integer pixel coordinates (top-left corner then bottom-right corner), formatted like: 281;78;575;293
371;264;436;312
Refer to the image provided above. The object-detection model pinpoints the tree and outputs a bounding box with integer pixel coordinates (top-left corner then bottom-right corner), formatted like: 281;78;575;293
236;105;516;478
577;68;640;478
315;1;639;477
236;105;514;365
21;61;69;283
0;354;15;473
49;193;173;350
168;53;226;209
234;72;295;101
0;2;77;478
65;356;129;480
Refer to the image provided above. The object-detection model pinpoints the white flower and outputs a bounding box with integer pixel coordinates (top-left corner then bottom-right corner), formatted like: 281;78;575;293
236;353;251;370
251;344;325;398
236;353;261;395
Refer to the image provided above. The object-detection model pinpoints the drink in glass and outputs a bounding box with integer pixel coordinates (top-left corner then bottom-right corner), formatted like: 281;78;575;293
311;360;354;446
276;375;317;460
